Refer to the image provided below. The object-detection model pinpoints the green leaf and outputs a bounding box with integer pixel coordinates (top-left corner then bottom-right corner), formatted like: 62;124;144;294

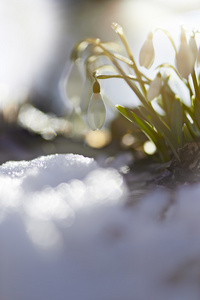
194;98;200;128
186;120;200;138
183;123;194;142
116;105;138;124
138;105;170;135
116;105;160;142
116;105;171;161
170;98;183;147
130;112;159;144
160;86;176;126
138;105;180;160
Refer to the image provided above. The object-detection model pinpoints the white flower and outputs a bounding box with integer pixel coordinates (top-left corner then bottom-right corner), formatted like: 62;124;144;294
176;28;194;78
87;81;106;130
189;34;198;65
80;78;93;114
139;32;155;69
147;73;162;101
66;60;83;106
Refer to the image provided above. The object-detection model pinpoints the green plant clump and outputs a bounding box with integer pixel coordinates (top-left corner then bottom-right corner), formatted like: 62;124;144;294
67;23;200;162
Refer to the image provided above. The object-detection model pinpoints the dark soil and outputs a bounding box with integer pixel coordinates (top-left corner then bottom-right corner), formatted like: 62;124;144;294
122;142;200;205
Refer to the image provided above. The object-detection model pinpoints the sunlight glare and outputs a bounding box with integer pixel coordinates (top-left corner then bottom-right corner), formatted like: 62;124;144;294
0;0;59;108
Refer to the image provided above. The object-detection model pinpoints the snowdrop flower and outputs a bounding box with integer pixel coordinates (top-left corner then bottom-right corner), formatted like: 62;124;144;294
66;59;83;106
139;31;155;69
189;34;198;64
176;28;194;78
147;73;162;101
80;77;93;114
87;80;106;130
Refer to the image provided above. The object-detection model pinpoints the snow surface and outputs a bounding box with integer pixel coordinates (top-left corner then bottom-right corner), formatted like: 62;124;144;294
1;153;200;300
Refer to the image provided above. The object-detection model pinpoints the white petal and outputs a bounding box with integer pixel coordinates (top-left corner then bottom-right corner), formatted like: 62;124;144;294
139;37;155;69
147;75;162;101
189;36;198;64
176;42;194;78
66;61;83;104
87;93;106;130
80;78;92;114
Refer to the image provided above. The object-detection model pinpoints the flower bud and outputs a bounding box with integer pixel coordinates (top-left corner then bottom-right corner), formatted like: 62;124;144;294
139;32;155;69
87;81;106;130
176;28;194;78
147;73;162;101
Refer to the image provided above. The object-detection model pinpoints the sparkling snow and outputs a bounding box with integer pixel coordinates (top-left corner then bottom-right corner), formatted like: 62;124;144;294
0;154;200;300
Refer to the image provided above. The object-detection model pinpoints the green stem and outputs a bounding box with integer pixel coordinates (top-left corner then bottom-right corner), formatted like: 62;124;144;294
96;42;148;106
155;28;177;54
96;74;149;84
186;80;194;100
156;63;188;87
191;69;200;101
111;23;147;96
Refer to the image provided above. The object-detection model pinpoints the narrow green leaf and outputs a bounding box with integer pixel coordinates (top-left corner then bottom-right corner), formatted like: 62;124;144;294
171;98;183;147
130;110;171;161
160;86;176;126
116;105;160;143
186;120;200;138
130;112;158;144
116;105;137;124
116;105;171;161
183;123;194;142
138;105;180;160
194;98;200;128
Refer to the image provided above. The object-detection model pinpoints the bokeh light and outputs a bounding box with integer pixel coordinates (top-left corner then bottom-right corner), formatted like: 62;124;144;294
85;129;111;149
143;140;157;155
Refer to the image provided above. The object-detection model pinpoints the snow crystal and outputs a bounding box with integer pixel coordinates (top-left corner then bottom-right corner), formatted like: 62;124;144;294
1;153;200;300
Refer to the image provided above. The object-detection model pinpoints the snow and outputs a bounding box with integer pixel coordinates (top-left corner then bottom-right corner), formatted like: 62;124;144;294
1;153;200;300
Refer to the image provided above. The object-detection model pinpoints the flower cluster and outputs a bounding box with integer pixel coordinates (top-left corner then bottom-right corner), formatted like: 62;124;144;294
66;24;200;162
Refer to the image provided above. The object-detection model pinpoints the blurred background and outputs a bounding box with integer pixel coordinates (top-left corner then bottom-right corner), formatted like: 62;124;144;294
1;0;200;164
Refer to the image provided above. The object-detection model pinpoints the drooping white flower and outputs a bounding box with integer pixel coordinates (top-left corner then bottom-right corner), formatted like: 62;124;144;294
189;34;198;65
176;28;194;78
147;73;162;101
87;81;106;130
80;78;93;114
139;32;155;69
66;59;83;106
